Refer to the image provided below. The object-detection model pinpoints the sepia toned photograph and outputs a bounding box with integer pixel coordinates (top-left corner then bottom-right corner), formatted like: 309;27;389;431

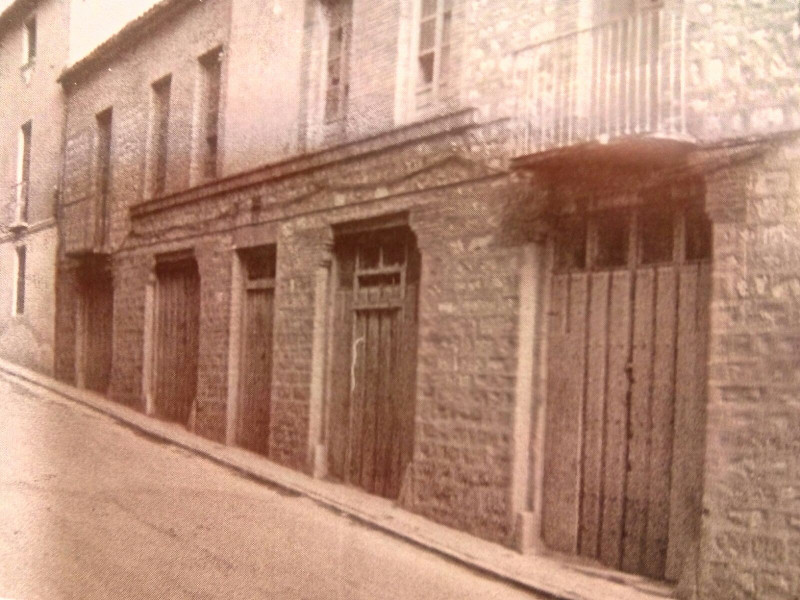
1;0;798;598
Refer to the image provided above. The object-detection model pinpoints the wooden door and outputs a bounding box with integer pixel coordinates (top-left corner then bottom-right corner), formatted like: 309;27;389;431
154;257;201;425
82;270;114;394
541;201;711;580
328;227;420;499
76;264;114;394
238;247;276;457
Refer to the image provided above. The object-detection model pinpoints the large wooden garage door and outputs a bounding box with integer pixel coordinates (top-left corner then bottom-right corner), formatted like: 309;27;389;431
541;200;711;580
327;226;420;499
154;256;201;426
237;246;276;457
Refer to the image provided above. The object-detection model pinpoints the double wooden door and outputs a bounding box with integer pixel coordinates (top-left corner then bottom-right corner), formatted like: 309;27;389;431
154;257;201;425
237;247;276;457
542;202;711;580
328;227;420;499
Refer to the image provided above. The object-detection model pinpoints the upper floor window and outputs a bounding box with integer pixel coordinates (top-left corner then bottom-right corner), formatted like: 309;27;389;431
96;109;113;198
198;47;223;180
149;75;172;197
95;108;113;245
415;0;452;108
13;245;26;316
16;121;32;223
23;17;37;65
325;0;352;123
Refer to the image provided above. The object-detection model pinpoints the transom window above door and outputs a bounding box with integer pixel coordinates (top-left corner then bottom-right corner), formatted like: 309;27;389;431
553;199;712;273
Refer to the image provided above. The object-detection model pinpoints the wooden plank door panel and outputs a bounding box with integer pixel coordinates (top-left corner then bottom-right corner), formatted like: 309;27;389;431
622;267;656;573
155;262;200;426
598;269;633;568
373;309;396;497
331;229;419;500
644;265;678;578
239;286;274;456
665;263;710;580
397;276;419;499
348;308;402;495
542;273;588;554
80;273;114;395
579;271;610;558
360;309;381;494
347;310;368;486
328;289;354;480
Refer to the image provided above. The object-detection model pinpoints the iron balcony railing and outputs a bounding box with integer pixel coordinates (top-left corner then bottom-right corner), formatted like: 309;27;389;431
512;6;687;157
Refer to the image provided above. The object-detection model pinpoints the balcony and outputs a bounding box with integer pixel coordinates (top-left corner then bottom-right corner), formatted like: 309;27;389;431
62;193;109;256
512;7;691;166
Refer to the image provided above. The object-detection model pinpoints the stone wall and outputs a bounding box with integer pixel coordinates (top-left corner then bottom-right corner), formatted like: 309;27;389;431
700;135;800;599
60;0;232;254
114;116;531;541
0;225;58;374
685;0;800;141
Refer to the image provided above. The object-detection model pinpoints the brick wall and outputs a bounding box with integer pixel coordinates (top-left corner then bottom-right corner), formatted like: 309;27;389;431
269;224;329;468
345;0;402;137
194;238;234;442
700;137;800;599
57;0;232;392
107;251;150;409
60;0;231;255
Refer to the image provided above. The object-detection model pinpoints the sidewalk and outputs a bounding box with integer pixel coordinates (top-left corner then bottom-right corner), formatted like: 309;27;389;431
0;359;675;600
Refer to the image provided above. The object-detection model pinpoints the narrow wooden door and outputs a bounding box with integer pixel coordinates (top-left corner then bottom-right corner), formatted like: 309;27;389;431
238;248;276;457
541;202;711;580
328;227;420;499
82;271;114;394
154;258;201;425
76;264;114;394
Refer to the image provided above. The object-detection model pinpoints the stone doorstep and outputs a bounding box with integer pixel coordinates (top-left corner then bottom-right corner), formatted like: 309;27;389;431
0;359;675;600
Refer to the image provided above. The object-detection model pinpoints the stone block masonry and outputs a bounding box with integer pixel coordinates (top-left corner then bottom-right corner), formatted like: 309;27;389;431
111;114;529;544
700;137;800;600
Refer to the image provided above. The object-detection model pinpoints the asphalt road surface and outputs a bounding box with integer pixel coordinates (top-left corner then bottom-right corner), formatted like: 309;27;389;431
0;376;535;600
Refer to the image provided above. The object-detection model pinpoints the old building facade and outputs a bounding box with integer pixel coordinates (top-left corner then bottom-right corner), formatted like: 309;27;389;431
0;0;792;598
0;0;69;374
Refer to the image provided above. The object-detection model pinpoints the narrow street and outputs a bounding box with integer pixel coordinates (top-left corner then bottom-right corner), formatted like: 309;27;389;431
0;376;535;600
